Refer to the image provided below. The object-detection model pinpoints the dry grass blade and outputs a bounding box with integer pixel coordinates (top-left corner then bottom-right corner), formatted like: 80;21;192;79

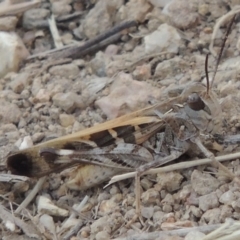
210;14;236;87
209;7;240;57
0;0;41;17
15;176;47;214
0;204;41;239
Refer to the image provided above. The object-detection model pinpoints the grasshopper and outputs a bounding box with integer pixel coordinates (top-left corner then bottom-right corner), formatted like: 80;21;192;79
7;16;237;198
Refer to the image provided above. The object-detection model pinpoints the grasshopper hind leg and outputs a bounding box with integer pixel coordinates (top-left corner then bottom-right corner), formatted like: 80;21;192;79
192;137;236;180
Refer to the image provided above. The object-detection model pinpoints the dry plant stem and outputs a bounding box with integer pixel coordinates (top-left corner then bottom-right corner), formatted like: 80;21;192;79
27;20;137;60
0;174;29;182
60;195;89;233
15;176;47;214
202;219;240;240
209;6;240;57
48;15;63;48
108;151;240;185
0;0;41;16
113;223;223;240
0;204;40;239
63;221;84;240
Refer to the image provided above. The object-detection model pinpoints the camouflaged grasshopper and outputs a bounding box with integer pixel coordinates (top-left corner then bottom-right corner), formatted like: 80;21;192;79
7;16;237;191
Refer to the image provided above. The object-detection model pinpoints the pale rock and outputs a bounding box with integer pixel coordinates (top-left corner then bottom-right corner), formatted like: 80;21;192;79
0;100;21;124
95;231;110;240
31;77;43;96
90;216;111;235
71;121;84;132
52;1;72;16
141;188;160;204
1;123;17;132
61;33;73;45
39;214;56;237
144;23;181;55
99;199;118;214
18;118;27;128
191;170;220;196
9;72;30;94
198;4;209;16
89;52;110;77
5;220;16;232
37;196;69;217
200;208;221;224
163;0;199;29
132;64;151;81
219;190;236;205
154;57;188;79
10;73;29;93
156;172;183;192
148;0;173;7
0;16;18;31
105;44;119;56
0;32;29;78
179;184;192;201
120;0;152;22
34;89;50;103
49;64;79;79
199;192;219;212
153;211;165;224
81;76;112;107
95;73;161;119
19;136;33;150
231;198;240;212
22;8;50;29
141;178;153;190
52;92;83;113
0;137;8;146
141;206;154;219
220;205;233;222
59;113;75;127
185;231;205;240
79;0;121;38
32;132;45;143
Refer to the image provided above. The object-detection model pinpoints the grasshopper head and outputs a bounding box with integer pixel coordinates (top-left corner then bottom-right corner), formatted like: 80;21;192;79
181;81;223;135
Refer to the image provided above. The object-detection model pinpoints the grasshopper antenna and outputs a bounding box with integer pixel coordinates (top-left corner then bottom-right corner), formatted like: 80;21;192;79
208;14;236;94
205;53;210;95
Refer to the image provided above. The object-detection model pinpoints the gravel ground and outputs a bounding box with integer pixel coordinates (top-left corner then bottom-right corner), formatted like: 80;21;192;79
1;0;240;239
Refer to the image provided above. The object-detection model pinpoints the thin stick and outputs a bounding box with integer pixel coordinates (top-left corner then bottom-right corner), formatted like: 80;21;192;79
107;152;240;186
209;7;240;57
210;14;236;87
112;223;223;240
0;0;41;17
0;174;29;182
15;176;46;214
48;15;63;48
27;20;138;60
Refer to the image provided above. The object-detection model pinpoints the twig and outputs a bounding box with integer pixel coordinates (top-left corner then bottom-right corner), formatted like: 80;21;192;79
203;219;240;240
56;11;84;22
0;174;29;182
209;6;240;57
15;176;46;214
112;223;222;240
48;14;63;48
0;0;41;17
107;152;240;186
60;195;89;232
0;204;41;239
27;20;138;60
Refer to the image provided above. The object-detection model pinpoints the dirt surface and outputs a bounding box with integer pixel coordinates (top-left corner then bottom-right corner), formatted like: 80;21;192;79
1;0;240;239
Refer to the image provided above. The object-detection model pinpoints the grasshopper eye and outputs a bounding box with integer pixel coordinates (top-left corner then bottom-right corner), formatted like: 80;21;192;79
187;93;205;111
